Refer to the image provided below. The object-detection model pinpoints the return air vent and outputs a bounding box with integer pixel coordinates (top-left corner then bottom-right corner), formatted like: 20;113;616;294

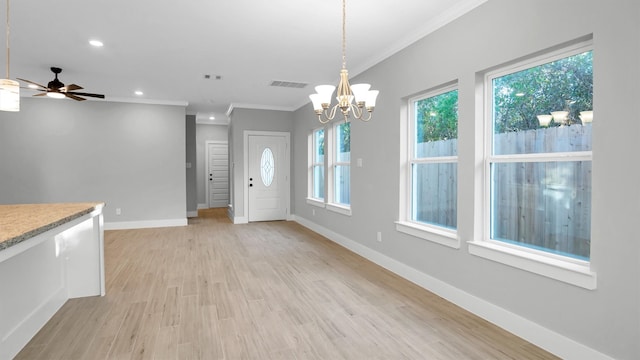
269;80;308;89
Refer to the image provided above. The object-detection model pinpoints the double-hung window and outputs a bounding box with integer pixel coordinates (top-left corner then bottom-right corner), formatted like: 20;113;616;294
397;85;459;248
307;128;325;205
469;41;596;289
327;121;351;214
307;122;351;216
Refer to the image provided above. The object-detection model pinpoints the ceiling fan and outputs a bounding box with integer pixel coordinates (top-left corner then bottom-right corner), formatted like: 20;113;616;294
17;67;105;101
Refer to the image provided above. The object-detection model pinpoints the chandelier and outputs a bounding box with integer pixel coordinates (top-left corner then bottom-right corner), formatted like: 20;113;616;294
0;0;19;112
309;0;378;123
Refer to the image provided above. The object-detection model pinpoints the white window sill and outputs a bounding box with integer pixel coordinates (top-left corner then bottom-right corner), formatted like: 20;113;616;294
395;221;460;249
467;240;597;290
326;203;352;216
306;198;326;208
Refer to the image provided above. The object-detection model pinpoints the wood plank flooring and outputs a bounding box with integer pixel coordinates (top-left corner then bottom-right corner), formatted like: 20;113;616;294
15;208;559;359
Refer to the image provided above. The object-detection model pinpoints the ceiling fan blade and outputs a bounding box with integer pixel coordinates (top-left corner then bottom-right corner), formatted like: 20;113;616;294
68;91;105;99
33;93;48;97
65;93;86;101
61;84;83;92
16;78;48;90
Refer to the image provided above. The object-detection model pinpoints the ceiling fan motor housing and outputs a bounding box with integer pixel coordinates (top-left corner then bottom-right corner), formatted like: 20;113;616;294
48;67;64;90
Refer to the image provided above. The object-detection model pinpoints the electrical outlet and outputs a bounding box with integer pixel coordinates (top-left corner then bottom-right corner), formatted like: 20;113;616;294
312;209;316;216
116;208;122;215
377;231;382;242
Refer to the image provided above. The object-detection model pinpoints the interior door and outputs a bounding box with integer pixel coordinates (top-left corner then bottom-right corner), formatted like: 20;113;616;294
248;134;288;222
207;142;229;208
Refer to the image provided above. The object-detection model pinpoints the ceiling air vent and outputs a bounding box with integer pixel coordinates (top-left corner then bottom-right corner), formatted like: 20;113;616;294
270;80;308;89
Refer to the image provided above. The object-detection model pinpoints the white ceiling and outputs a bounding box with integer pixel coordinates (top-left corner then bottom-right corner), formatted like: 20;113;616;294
2;0;486;121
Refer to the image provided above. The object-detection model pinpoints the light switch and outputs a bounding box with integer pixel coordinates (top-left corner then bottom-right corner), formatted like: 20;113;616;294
357;158;363;167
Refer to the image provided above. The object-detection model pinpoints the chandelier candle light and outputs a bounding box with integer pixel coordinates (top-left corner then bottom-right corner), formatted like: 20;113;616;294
309;0;378;123
0;0;18;112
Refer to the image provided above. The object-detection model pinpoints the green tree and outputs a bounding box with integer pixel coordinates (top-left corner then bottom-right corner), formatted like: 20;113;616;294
493;51;593;133
416;89;458;143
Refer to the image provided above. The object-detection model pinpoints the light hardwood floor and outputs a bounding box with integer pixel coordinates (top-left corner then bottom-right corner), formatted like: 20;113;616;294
16;208;559;359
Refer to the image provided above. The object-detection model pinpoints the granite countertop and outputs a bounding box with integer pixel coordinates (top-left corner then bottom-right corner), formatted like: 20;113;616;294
0;202;105;251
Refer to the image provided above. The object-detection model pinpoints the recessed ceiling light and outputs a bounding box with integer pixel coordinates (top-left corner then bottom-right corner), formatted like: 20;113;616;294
27;84;38;89
135;90;143;96
209;116;215;120
89;39;104;47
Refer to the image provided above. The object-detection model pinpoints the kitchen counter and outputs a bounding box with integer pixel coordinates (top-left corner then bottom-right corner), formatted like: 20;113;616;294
0;202;105;360
0;202;104;251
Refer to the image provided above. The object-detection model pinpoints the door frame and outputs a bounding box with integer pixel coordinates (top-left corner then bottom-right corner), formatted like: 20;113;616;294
205;140;229;208
243;130;291;222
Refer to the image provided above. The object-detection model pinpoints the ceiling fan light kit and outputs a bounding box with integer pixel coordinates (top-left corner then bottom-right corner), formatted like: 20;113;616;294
1;0;19;112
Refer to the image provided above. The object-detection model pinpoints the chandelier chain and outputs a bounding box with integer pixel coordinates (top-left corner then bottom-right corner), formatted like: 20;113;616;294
5;0;9;78
341;0;346;70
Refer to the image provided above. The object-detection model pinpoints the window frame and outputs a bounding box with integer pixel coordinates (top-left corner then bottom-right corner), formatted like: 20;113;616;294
307;127;326;208
396;83;460;249
326;121;352;216
468;40;597;289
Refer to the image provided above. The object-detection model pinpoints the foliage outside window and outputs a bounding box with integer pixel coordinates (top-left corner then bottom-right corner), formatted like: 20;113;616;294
487;46;593;261
411;88;458;230
333;122;350;206
311;128;325;200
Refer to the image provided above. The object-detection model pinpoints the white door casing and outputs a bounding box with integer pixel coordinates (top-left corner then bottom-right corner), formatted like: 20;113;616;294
244;131;290;222
206;141;229;208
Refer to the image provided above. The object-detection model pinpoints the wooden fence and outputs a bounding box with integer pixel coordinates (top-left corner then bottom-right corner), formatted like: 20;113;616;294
414;124;592;259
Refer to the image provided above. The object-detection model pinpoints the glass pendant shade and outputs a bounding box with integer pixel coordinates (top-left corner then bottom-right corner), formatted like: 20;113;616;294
315;85;336;105
365;90;379;107
0;78;19;111
309;94;323;111
47;91;66;99
350;83;371;103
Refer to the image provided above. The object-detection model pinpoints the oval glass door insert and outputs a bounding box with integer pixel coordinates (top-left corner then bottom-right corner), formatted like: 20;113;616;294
260;147;275;187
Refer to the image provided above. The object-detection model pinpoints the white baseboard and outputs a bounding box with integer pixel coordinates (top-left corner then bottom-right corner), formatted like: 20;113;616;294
233;216;248;224
292;215;612;360
197;203;208;210
105;218;188;230
186;211;198;218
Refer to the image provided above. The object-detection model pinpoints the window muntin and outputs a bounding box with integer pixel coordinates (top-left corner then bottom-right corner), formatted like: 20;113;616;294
333;122;350;206
486;45;593;261
409;88;458;230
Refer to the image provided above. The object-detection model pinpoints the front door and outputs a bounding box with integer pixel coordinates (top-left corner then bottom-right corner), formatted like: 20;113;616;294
247;134;288;222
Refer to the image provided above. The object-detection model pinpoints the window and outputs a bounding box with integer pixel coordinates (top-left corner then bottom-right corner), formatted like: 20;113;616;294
333;122;351;205
469;41;596;289
307;128;325;205
397;85;459;248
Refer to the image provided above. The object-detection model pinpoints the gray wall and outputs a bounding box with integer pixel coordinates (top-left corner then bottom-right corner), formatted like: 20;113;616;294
229;108;293;220
0;98;187;225
292;0;639;358
195;123;228;207
185;115;197;215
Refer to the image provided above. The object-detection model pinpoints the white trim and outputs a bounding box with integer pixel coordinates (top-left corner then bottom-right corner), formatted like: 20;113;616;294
186;211;198;218
226;103;297;117
243;131;291;223
197;203;208;210
104;218;187;230
292;215;613;360
326;203;352;216
233;216;248;224
306;198;326;208
103;97;188;107
468;240;596;289
395;221;460;249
